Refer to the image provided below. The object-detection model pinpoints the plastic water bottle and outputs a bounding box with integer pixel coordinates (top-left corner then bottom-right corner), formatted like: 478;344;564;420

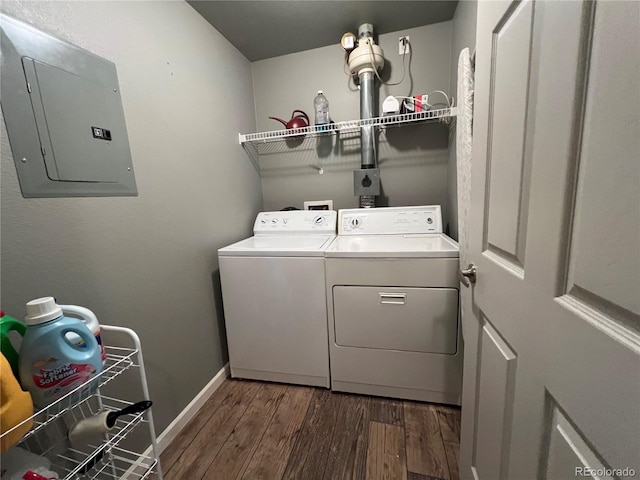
314;91;330;130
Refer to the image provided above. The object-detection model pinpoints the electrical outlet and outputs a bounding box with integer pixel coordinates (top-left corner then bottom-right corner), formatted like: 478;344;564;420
399;36;410;55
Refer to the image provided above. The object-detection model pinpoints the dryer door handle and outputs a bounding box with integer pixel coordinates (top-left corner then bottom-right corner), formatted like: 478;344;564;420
378;292;407;305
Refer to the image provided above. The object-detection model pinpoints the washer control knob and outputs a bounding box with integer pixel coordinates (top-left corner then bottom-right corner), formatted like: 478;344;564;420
271;218;279;224
283;218;288;224
350;217;362;228
313;215;325;225
260;219;267;224
426;217;433;224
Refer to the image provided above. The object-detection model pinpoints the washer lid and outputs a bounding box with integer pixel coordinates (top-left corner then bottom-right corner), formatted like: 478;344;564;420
324;234;459;258
218;234;336;257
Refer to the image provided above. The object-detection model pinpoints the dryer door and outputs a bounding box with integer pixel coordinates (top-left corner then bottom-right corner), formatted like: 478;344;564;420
333;286;458;354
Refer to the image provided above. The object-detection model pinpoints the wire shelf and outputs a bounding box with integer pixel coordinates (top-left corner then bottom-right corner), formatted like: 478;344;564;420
1;345;137;443
238;107;457;172
57;446;157;480
51;396;154;479
18;394;153;480
238;107;458;144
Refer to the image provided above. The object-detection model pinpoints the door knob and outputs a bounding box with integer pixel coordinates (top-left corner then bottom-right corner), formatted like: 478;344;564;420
458;263;477;287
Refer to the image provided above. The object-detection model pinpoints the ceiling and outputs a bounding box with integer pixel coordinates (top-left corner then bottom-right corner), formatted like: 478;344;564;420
187;1;459;61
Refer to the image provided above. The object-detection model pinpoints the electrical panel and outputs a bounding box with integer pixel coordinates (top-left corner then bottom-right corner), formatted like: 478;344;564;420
0;14;137;197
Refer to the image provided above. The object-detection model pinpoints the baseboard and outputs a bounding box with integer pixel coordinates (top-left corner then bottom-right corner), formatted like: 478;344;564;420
155;362;230;453
122;363;229;478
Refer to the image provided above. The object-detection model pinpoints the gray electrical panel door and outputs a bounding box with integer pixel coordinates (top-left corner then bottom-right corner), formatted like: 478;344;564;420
1;13;137;197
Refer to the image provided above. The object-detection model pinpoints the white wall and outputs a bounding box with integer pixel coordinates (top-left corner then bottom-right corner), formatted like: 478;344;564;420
251;22;454;213
447;0;478;239
0;0;262;436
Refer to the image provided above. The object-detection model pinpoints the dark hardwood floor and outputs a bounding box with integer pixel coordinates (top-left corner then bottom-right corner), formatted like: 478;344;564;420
160;379;461;480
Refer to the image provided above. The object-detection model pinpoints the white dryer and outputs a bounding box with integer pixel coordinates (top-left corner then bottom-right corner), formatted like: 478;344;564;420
325;206;462;405
218;210;337;388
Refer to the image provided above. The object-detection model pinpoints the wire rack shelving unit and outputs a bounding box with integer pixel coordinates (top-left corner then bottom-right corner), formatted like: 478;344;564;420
238;107;458;172
1;325;162;480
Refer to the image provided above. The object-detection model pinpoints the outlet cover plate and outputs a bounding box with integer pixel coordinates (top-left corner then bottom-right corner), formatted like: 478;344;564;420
399;36;410;55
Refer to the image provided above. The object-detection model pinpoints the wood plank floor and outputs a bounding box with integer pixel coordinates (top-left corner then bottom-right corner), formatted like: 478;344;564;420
160;379;461;480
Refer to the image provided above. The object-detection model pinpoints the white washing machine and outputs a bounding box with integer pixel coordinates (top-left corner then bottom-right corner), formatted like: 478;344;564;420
218;210;337;388
325;206;462;405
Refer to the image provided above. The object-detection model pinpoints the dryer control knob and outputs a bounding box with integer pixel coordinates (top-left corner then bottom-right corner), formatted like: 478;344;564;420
350;217;362;228
313;215;325;225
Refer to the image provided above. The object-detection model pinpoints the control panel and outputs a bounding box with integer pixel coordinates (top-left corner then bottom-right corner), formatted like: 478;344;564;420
338;206;443;235
254;210;337;235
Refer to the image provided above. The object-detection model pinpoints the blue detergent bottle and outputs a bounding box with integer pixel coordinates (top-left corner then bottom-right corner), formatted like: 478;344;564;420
18;297;103;409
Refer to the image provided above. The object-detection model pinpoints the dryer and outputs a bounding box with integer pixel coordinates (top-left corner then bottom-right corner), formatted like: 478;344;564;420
218;210;336;388
325;206;462;405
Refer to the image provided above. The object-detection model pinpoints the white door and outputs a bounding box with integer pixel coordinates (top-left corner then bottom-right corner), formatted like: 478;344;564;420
459;1;640;479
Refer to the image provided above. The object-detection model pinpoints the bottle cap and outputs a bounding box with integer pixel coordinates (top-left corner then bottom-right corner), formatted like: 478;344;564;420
317;90;323;94
25;297;62;325
22;472;50;480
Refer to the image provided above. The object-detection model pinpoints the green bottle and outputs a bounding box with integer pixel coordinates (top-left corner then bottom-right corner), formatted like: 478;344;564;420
0;310;26;379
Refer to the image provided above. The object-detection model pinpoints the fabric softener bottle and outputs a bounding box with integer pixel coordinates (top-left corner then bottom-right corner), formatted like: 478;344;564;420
19;297;103;409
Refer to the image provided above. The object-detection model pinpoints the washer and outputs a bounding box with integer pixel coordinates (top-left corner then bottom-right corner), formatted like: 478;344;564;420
218;210;337;388
325;206;462;405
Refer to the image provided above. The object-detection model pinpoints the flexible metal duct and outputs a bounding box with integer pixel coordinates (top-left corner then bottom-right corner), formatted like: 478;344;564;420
359;69;376;208
349;23;384;208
